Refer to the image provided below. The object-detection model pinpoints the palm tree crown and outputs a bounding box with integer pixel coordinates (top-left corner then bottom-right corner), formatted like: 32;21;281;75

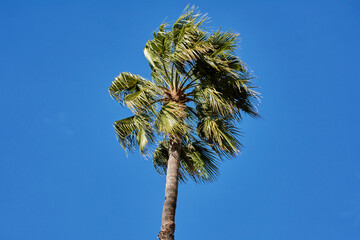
109;7;259;183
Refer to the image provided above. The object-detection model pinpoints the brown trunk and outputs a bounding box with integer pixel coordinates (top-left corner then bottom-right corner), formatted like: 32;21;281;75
158;137;181;240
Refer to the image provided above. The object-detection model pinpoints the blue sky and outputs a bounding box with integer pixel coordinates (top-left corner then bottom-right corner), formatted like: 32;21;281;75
1;0;359;239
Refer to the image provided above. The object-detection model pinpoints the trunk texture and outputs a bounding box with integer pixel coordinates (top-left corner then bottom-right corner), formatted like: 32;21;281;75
158;137;181;240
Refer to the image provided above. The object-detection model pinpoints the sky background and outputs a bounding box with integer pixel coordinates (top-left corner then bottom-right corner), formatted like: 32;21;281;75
1;0;359;239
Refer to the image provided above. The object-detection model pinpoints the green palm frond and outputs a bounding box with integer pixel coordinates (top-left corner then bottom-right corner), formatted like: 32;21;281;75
190;87;235;117
153;140;169;175
191;56;259;119
109;72;143;101
181;141;219;183
208;29;239;57
114;113;155;153
214;78;260;118
197;116;242;157
155;101;189;136
109;72;160;114
172;6;207;46
153;139;219;183
144;24;173;87
171;7;211;74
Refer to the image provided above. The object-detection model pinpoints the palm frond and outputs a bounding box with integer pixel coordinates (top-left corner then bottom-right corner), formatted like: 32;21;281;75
197;116;243;158
155;101;189;136
109;72;141;101
144;24;173;87
190;87;235;117
171;6;212;74
191;55;260;118
181;141;219;183
114;113;155;154
208;29;239;57
109;72;160;114
153;139;220;183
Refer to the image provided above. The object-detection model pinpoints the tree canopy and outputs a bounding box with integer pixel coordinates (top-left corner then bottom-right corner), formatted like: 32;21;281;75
109;6;259;183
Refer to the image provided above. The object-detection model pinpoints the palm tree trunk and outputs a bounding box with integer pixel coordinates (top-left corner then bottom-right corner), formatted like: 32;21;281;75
158;137;181;240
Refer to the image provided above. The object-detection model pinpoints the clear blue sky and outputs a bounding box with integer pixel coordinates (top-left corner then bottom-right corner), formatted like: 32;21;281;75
1;0;359;239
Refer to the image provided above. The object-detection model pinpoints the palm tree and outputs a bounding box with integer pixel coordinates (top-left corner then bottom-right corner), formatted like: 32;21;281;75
109;6;259;240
